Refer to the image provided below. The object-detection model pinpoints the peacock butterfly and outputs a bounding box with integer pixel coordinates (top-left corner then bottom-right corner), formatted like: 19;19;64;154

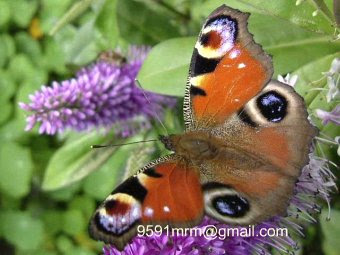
88;5;317;250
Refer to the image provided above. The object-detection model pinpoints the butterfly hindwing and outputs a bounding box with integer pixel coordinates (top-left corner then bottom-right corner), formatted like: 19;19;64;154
200;80;317;225
89;155;204;250
184;5;273;129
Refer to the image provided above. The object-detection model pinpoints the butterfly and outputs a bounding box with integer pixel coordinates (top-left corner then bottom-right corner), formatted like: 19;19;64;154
88;4;317;251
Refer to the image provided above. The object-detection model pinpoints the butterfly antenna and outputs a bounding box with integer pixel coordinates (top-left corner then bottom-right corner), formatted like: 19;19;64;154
91;139;159;149
135;79;169;136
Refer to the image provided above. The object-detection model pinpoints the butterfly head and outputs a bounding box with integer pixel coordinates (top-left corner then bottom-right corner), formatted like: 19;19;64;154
159;135;176;151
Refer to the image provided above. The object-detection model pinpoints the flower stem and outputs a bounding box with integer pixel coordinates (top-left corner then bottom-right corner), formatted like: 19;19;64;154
309;0;335;25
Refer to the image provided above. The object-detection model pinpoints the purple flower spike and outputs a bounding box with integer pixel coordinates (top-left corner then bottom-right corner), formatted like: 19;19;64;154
103;154;336;255
19;46;177;136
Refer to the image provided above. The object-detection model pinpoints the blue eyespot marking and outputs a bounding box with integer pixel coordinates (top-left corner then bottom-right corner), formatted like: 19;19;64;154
212;195;249;217
256;91;288;122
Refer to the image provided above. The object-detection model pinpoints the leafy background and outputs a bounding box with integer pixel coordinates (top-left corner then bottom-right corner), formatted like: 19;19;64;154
0;0;339;254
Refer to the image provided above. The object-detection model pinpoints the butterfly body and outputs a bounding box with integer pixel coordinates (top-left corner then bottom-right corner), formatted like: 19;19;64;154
89;5;317;251
160;132;219;160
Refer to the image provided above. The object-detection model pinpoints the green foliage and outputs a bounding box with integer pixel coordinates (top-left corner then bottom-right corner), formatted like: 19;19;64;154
95;0;119;48
321;210;340;255
42;130;119;191
82;146;126;200
0;143;33;198
197;0;335;33
0;211;44;250
294;54;338;106
49;0;96;36
0;1;11;28
62;209;86;235
137;37;196;96
0;34;15;67
116;0;181;45
0;0;339;254
8;0;38;28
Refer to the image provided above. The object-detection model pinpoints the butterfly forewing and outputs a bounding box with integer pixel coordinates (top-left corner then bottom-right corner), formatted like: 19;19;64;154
89;155;204;250
184;5;273;129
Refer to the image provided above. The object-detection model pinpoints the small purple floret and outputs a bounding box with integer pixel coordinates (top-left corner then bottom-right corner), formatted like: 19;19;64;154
315;105;340;126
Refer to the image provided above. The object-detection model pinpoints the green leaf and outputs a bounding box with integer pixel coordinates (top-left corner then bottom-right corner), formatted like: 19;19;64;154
0;0;11;28
69;195;96;219
8;0;38;28
0;70;16;104
95;0;119;48
49;0;96;36
15;32;43;67
122;143;155;180
137;37;195;96
320;209;340;255
8;54;36;84
56;235;74;253
82;146;128;200
0;142;33;198
48;182;81;201
66;248;97;255
0;211;44;250
116;0;180;45
42;131;119;191
0;193;21;210
197;0;335;34
248;13;340;75
293;53;339;108
19;251;58;255
62;209;85;235
41;38;67;74
55;20;99;65
42;210;63;235
0;34;15;67
40;0;73;32
0;119;27;143
0;102;12;125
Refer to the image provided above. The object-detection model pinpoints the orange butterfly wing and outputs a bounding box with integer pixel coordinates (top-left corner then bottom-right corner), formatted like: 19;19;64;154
89;155;203;250
140;159;203;223
184;5;273;128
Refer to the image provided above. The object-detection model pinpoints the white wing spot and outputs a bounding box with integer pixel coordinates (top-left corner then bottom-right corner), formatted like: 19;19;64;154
144;207;154;217
238;63;246;69
229;49;240;59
